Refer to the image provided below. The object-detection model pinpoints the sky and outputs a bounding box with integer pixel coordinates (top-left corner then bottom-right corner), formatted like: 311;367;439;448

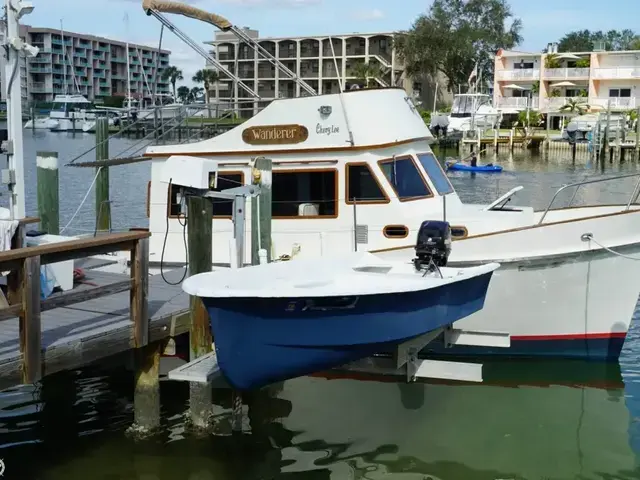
21;0;640;88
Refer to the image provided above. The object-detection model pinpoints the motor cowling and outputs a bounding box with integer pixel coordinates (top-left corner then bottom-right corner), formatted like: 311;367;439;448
413;220;452;272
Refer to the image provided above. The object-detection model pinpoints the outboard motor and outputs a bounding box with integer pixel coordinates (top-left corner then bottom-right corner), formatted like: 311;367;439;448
413;220;452;274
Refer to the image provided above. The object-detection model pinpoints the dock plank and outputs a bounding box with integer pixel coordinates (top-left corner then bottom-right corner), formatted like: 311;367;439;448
0;266;191;389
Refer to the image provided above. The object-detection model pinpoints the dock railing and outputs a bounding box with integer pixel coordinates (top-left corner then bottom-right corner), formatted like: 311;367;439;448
537;172;640;225
0;227;150;384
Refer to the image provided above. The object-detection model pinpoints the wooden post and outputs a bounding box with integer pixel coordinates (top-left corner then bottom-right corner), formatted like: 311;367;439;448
601;99;611;161
21;256;42;383
251;157;273;265
95;117;111;233
36;151;59;235
131;236;149;347
187;195;214;429
132;341;161;432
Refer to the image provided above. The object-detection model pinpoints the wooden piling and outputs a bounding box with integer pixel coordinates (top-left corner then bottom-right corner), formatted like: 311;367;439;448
601;100;612;161
187;195;214;429
251;157;273;265
21;256;41;383
95;118;111;233
36;151;59;235
133;341;161;432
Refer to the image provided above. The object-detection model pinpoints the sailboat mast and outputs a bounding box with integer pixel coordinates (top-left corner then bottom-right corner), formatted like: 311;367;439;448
60;19;67;95
124;13;131;106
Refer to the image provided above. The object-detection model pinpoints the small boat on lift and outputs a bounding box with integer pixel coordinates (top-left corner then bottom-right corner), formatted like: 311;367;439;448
182;221;500;390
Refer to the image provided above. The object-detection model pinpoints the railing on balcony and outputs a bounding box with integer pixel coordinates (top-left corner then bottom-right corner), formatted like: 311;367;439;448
543;68;590;79
496;97;539;109
496;69;539;81
592;67;640;79
591;97;637;109
542;96;586;110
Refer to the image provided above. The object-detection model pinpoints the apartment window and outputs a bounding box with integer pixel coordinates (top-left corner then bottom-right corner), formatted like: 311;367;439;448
378;156;432;201
380;39;387;50
514;61;534;69
610;88;631;98
416;152;454;196
272;169;337;218
167;172;244;218
346;163;388;204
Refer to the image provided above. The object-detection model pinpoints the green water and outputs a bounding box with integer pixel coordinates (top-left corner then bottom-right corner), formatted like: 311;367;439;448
1;135;640;479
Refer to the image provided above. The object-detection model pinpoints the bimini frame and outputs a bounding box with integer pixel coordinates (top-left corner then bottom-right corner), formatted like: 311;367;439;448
141;0;318;98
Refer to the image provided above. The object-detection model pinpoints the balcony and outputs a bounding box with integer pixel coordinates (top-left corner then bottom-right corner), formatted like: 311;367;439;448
543;68;590;80
591;97;637;109
29;66;52;73
592;67;640;79
495;69;539;81
29;82;51;93
496;97;539;109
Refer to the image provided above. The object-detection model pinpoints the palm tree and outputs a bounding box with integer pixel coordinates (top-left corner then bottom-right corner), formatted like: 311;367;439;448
560;98;589;115
188;86;203;103
177;85;190;104
192;69;219;116
161;65;183;99
349;61;382;88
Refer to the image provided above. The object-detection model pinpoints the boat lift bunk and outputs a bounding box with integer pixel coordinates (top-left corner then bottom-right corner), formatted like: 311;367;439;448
162;155;511;388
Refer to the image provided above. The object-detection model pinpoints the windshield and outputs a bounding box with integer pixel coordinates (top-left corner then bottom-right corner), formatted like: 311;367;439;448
450;95;490;118
416;152;454;195
378;156;432;201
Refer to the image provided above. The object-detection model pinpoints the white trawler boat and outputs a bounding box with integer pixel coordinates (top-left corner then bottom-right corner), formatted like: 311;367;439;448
91;0;640;363
136;86;640;362
429;93;507;139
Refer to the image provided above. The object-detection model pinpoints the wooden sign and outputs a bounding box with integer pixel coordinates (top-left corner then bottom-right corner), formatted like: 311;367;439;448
242;124;308;145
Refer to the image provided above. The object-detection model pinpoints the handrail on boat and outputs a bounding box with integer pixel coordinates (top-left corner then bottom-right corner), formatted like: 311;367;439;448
537;172;640;225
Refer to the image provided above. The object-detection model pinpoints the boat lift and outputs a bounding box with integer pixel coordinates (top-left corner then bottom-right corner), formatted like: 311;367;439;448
160;156;511;389
142;0;318;98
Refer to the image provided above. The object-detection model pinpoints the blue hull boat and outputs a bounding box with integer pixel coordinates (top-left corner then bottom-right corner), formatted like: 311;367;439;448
447;162;503;173
183;251;499;391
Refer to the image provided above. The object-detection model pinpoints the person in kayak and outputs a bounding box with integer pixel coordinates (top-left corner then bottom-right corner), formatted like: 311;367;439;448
469;152;478;167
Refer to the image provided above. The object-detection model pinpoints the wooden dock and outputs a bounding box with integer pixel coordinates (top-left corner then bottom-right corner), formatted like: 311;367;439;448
0;228;190;390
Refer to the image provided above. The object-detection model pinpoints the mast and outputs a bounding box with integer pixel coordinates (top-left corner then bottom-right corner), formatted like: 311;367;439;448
125;13;131;106
4;0;37;219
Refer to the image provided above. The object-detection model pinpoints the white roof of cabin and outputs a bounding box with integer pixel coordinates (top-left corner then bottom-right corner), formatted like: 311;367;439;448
53;95;91;103
145;88;433;156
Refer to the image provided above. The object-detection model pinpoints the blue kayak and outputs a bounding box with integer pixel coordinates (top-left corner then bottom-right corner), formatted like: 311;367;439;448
446;162;503;173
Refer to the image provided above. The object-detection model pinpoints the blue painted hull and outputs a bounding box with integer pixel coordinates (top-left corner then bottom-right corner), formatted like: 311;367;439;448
447;163;503;172
421;334;626;361
203;270;495;390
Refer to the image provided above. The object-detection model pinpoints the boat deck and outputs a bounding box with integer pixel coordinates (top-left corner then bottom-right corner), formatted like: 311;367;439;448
0;262;189;388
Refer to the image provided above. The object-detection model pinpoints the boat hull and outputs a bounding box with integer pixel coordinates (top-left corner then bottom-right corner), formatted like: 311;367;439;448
203;269;495;390
422;244;640;360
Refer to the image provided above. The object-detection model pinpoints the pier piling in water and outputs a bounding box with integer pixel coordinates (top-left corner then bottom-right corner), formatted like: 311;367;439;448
251;157;273;265
95;118;111;233
36;151;59;235
133;341;162;433
187;195;214;429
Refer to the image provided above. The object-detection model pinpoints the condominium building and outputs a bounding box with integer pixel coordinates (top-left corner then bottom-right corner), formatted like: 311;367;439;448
23;27;171;104
494;43;640;113
205;29;449;114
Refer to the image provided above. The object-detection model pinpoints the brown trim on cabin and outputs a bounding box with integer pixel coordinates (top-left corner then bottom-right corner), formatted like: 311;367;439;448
377;155;434;202
345;161;390;205
271;167;340;220
144;136;432;159
370;205;640;253
146;181;151;218
167;171;246;220
383;225;409;239
450;226;468;240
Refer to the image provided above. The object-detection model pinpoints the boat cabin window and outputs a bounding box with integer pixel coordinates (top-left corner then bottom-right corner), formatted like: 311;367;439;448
450;95;490;118
378;156;432;201
167;172;244;218
272;169;337;218
416;152;454;195
346;162;389;204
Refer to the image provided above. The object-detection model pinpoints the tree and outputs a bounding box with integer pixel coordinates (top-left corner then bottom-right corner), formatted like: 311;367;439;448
188;86;203;103
177;85;190;103
558;29;637;52
395;0;522;92
192;69;219;117
350;61;382;88
560;98;589;115
161;65;183;99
